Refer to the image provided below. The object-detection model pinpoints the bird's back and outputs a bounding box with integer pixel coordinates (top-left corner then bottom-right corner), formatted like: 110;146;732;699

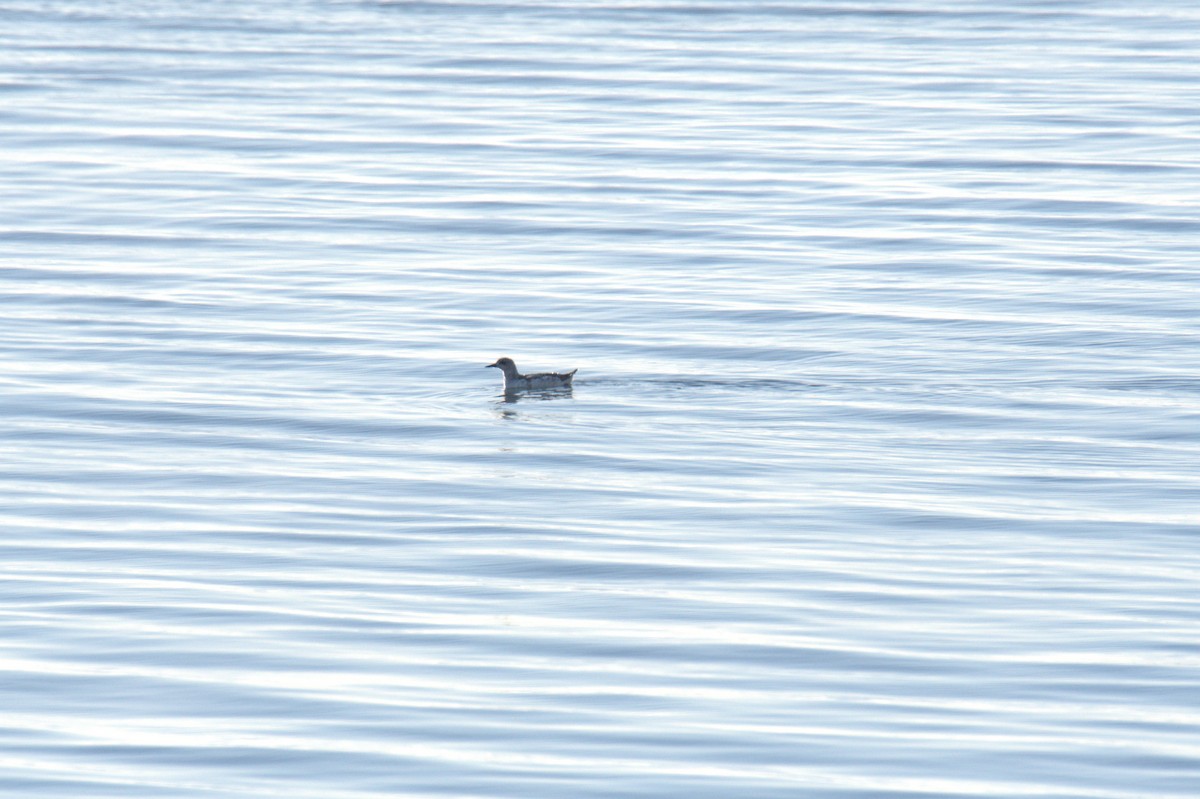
522;370;574;389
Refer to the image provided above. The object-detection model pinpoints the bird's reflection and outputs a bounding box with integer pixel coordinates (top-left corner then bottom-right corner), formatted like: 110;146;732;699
492;386;574;419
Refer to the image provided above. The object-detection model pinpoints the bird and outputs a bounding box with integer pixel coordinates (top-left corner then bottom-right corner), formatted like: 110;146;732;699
487;357;577;392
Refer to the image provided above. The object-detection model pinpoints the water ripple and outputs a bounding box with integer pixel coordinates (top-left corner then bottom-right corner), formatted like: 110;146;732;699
2;1;1198;797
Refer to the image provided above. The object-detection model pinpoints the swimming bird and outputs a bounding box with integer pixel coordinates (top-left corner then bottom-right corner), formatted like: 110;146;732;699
487;357;577;392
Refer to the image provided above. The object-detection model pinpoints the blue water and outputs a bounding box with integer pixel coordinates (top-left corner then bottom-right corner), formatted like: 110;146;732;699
2;1;1199;796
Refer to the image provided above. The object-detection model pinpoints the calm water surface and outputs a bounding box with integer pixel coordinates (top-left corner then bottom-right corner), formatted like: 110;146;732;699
2;1;1199;797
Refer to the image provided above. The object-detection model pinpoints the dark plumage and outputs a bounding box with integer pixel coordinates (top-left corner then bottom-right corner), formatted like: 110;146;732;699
487;357;577;391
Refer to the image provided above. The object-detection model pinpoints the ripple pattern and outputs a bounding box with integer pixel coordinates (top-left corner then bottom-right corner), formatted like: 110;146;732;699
2;1;1199;797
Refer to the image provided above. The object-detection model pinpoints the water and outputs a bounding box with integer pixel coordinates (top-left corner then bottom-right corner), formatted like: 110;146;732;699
2;1;1199;796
